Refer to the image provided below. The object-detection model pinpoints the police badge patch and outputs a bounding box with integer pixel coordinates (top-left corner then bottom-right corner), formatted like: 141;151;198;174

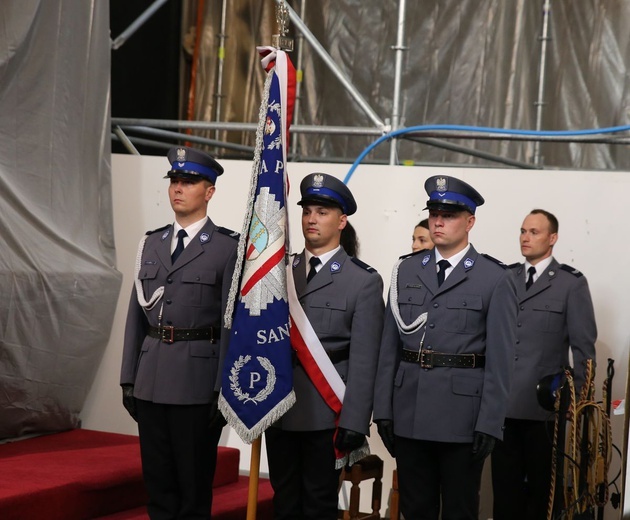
436;177;448;192
422;254;431;266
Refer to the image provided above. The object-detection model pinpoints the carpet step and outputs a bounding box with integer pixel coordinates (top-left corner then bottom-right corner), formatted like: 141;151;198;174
95;476;274;520
0;428;273;520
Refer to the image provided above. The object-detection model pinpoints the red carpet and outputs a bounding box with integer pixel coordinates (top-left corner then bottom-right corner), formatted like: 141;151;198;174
0;429;273;520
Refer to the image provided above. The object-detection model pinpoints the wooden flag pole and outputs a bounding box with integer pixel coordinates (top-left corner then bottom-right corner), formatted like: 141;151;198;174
246;436;262;520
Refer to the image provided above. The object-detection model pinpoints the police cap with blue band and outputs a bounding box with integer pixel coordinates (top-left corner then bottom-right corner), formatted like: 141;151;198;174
165;146;224;184
297;172;357;216
424;175;485;214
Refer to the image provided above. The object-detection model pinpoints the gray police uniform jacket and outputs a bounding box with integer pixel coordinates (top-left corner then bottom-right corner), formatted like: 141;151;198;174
120;218;237;404
275;248;385;434
373;245;517;442
507;259;597;421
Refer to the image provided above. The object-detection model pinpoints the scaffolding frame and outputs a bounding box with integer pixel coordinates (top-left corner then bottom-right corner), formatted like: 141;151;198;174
110;0;628;170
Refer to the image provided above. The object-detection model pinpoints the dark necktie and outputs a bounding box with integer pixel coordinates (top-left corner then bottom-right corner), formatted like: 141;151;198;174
171;229;187;264
307;256;321;283
526;266;536;290
437;259;451;287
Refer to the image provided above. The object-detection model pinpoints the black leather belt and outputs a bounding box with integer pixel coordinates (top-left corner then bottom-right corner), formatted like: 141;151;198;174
293;347;350;365
401;348;485;369
148;325;219;344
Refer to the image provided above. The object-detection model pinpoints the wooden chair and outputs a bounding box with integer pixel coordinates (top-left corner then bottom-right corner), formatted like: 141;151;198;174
389;469;400;520
338;454;384;520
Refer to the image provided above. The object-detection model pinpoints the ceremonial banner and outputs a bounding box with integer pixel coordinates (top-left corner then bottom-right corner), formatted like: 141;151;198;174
219;48;296;443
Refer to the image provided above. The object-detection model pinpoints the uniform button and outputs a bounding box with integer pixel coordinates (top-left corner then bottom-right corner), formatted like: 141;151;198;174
167;278;173;284
515;355;519;361
545;305;550;309
517;322;522;327
166;320;173;325
520;305;524;310
426;346;432;351
408;297;413;302
462;302;467;306
166;299;172;305
433;303;439;308
326;302;330;307
429;323;435;328
516;340;520;344
196;276;201;281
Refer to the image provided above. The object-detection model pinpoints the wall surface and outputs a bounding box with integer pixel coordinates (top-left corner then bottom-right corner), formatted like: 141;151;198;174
81;154;629;519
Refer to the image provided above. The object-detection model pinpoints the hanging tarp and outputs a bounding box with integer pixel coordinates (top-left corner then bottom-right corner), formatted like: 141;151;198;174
0;0;121;439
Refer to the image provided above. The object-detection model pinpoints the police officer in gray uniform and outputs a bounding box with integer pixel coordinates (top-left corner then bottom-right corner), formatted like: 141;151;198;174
265;173;384;520
374;175;517;520
491;209;597;520
120;146;238;520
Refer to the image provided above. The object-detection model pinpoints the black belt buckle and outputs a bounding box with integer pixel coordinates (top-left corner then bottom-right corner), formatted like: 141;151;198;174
467;353;477;368
160;326;175;344
419;350;433;369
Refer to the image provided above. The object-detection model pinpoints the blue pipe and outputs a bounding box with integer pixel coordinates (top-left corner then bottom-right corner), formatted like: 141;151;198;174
343;124;630;184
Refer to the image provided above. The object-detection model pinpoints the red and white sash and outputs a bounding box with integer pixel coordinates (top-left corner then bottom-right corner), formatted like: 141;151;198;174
286;263;369;469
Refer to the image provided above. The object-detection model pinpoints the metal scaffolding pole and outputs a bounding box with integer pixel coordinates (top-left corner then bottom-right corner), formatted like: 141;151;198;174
276;0;386;130
213;0;229;144
533;0;552;166
111;0;171;50
120;126;254;153
389;0;408;165
112;126;140;155
112;117;630;143
290;0;308;158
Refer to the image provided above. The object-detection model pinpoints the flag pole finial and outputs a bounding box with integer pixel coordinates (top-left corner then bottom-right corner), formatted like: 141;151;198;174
272;1;293;51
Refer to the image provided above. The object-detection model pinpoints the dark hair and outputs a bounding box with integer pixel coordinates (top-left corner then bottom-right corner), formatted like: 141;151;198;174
340;221;360;257
530;209;559;234
416;218;429;230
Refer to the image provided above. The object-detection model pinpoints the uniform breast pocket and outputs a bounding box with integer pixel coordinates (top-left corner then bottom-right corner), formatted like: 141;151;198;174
532;299;564;332
139;264;161;295
397;288;427;323
443;294;483;334
181;269;218;307
309;294;347;334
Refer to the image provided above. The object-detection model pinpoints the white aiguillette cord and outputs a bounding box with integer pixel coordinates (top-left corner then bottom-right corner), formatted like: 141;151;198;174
134;234;164;311
389;258;428;335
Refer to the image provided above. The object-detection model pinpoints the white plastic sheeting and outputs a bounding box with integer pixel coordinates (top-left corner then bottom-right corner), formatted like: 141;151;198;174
0;0;121;439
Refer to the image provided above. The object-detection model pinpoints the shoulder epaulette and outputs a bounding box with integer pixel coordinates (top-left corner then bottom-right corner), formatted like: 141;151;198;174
507;262;521;269
560;264;583;277
481;253;508;269
217;226;239;240
145;224;169;236
398;249;427;260
351;257;377;273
